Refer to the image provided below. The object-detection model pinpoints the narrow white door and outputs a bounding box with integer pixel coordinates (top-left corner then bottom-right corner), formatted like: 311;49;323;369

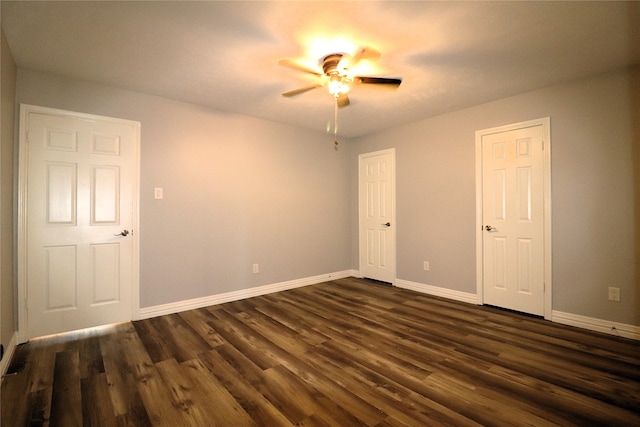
359;149;395;283
480;123;546;316
19;105;139;340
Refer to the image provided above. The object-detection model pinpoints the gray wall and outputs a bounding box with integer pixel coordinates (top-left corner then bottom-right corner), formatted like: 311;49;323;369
10;64;640;327
350;65;639;325
16;69;352;308
1;30;17;358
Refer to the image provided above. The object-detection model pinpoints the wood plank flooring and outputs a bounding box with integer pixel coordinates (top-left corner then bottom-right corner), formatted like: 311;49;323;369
2;277;639;426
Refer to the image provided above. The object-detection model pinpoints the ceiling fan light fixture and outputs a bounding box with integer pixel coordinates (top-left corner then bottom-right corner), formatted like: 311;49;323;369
328;76;350;97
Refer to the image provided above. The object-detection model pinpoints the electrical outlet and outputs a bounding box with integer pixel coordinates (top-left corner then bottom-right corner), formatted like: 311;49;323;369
423;261;430;271
253;264;259;274
608;287;620;302
154;187;163;199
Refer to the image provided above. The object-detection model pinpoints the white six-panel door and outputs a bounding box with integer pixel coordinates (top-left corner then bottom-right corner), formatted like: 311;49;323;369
477;120;549;316
19;105;139;341
359;149;395;283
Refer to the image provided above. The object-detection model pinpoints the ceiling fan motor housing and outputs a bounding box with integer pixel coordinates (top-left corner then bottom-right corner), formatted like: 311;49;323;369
321;53;347;75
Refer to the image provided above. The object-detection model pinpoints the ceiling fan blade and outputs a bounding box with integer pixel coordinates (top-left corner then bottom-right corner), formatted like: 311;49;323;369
350;47;381;66
354;76;402;89
282;84;323;97
336;94;350;108
278;59;323;76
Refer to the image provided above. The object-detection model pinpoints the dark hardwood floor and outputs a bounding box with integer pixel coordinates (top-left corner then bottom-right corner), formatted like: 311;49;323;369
2;277;639;426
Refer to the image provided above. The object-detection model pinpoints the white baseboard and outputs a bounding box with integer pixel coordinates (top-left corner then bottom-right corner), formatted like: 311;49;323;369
1;332;18;382
552;310;640;340
137;272;639;342
395;279;639;341
395;278;478;305
137;270;355;320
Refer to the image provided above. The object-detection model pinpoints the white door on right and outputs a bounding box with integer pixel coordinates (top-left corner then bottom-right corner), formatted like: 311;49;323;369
481;124;545;316
359;149;395;284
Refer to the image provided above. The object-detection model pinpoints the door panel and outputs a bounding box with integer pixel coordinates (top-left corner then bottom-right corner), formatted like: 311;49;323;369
92;165;120;224
45;245;77;310
21;106;139;340
46;162;77;224
359;149;395;283
91;243;120;304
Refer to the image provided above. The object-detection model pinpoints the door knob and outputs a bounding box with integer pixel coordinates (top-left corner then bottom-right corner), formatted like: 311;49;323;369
485;225;495;231
114;230;130;237
382;222;391;227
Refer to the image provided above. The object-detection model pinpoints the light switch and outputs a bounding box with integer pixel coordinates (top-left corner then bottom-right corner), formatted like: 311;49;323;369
154;187;163;199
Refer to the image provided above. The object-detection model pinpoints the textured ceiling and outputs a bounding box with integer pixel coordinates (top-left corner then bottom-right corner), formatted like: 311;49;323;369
2;1;639;138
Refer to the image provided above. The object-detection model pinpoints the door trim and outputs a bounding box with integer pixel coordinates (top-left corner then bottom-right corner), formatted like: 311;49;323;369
358;148;396;284
475;118;552;319
17;104;141;343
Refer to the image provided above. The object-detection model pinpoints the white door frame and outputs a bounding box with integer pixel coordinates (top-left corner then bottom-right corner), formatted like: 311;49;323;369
475;118;552;319
358;148;396;284
17;104;141;342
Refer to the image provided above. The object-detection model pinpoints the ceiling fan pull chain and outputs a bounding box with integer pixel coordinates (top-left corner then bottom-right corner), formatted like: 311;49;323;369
334;96;339;147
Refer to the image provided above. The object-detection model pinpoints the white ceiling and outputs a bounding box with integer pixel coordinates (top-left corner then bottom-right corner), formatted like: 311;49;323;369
2;1;639;138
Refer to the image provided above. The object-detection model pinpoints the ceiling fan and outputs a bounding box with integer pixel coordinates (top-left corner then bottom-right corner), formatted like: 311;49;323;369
279;46;402;147
278;46;402;108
